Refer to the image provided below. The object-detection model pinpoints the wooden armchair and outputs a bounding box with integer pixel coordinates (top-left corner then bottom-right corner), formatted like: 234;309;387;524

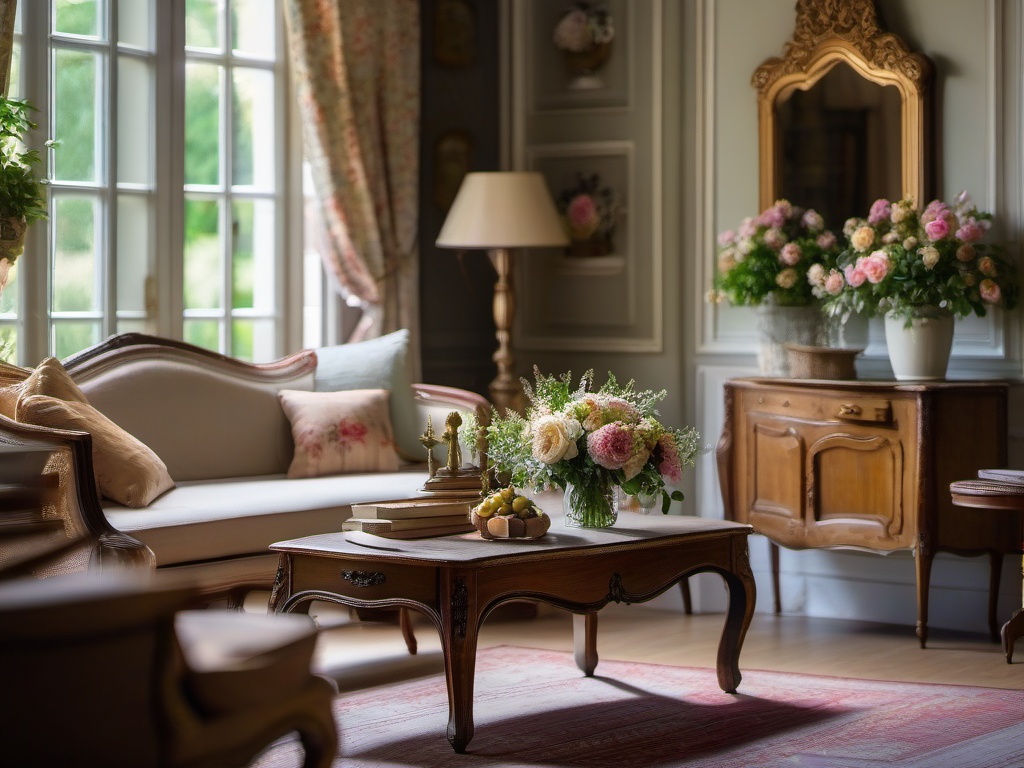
0;571;338;767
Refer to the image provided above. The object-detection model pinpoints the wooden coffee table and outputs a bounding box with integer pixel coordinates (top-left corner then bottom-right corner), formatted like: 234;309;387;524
269;508;755;753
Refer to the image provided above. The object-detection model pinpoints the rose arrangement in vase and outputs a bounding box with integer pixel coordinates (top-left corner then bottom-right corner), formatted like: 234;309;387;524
819;193;1019;379
708;199;841;375
710;199;840;308
821;193;1018;320
557;173;622;258
484;367;701;528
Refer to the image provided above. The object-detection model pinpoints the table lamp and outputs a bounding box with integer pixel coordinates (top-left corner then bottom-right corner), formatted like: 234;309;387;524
436;171;569;413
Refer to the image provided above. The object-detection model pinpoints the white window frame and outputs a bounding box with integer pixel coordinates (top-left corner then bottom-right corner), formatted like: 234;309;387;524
6;0;307;365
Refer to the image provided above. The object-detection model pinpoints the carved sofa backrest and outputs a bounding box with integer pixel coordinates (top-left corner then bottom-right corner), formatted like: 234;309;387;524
63;335;317;482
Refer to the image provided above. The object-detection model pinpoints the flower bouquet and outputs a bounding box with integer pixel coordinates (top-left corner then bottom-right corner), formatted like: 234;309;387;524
485;368;701;528
820;193;1019;322
709;199;841;374
709;199;840;308
557;173;621;257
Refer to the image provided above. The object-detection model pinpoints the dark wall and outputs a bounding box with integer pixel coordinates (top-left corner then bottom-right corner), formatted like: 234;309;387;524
418;0;501;396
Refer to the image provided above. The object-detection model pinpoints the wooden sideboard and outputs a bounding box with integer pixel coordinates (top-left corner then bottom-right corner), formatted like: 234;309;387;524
716;377;1021;646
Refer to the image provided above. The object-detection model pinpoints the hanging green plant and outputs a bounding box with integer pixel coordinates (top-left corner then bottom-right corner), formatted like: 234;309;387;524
0;96;50;288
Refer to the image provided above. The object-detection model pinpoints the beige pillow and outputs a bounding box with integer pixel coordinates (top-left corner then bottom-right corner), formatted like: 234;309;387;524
0;357;88;420
279;389;400;479
0;359;30;386
17;394;175;508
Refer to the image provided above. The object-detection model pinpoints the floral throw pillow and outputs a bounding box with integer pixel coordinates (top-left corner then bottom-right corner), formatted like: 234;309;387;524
279;389;400;479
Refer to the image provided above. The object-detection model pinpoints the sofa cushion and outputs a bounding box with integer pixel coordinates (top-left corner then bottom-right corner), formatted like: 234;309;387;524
315;329;422;462
279;388;400;478
102;470;431;565
17;394;174;508
0;357;88;420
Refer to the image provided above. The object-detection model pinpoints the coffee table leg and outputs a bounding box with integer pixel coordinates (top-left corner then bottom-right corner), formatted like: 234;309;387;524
1002;608;1023;663
440;575;479;753
716;546;756;693
573;612;598;676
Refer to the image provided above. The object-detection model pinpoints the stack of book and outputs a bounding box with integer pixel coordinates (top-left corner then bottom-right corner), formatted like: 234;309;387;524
342;498;475;539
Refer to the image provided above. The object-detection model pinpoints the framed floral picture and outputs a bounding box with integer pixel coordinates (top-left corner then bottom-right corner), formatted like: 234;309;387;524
528;0;630;112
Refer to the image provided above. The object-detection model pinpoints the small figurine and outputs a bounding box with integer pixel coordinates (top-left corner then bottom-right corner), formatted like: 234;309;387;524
419;415;440;478
441;411;463;472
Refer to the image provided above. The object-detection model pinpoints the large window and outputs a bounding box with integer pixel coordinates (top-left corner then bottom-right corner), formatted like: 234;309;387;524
1;0;309;365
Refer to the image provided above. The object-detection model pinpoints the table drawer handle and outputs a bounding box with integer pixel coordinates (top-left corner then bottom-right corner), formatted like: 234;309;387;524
838;404;862;417
341;570;386;588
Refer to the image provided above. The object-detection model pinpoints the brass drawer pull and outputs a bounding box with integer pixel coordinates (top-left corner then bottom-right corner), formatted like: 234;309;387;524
838;404;862;417
341;570;386;588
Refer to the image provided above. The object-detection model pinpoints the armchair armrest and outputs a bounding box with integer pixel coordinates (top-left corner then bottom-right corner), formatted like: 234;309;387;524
0;414;153;573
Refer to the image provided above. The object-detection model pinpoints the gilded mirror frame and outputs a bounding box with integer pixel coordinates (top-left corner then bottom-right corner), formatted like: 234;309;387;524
753;0;933;214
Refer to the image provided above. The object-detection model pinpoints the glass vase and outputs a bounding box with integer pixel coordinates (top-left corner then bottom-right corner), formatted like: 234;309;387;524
564;480;618;529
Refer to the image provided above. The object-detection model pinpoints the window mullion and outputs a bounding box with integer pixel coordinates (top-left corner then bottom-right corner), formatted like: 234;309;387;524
104;1;117;339
156;0;185;339
221;57;232;353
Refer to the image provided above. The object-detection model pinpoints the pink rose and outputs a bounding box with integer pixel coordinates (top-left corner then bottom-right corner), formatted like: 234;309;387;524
738;217;757;239
655;433;683;483
956;221;984;243
977;256;998;277
567;194;600;240
802;209;824;232
717;229;735;247
980;279;1001;304
921;200;949;225
779;242;802;266
924;218;949;241
867;198;892;224
824;270;845;295
763;227;786;250
586;422;634;470
816;231;837;250
859;251;890;284
844;264;867;288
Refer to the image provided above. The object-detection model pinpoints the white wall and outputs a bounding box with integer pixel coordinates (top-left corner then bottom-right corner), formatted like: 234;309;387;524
691;0;1024;630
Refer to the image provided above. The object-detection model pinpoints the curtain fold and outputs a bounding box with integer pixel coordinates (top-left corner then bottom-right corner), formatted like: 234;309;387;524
284;0;420;338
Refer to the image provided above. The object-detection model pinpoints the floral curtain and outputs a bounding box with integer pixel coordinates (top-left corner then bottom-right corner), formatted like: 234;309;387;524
284;0;420;339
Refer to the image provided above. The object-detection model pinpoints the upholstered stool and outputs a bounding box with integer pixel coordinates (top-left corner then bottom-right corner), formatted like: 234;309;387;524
0;571;338;767
949;479;1024;663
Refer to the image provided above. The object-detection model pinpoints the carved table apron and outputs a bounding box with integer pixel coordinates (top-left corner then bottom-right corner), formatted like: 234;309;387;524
270;513;755;754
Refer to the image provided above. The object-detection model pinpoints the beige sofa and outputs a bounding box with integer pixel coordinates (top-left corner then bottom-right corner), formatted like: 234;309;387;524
0;332;489;603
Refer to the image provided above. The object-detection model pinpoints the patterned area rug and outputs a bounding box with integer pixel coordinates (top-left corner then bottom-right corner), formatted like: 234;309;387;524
253;646;1024;768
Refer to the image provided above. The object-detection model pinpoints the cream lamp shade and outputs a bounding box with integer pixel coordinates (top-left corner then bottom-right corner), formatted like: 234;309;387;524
435;172;569;249
435;171;567;414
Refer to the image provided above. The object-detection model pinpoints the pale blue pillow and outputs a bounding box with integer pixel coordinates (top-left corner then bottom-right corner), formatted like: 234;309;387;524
314;330;421;461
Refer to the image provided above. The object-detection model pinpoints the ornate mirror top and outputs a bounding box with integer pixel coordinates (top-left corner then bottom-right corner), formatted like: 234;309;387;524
753;0;933;220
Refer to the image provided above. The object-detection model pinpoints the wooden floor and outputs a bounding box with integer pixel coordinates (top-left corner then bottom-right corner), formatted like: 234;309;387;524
306;601;1024;693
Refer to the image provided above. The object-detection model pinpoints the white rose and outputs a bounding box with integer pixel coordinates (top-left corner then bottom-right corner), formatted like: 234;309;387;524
531;415;582;464
919;245;940;269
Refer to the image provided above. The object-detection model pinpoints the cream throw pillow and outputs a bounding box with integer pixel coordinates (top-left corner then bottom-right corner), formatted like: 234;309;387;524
0;357;88;420
279;388;400;479
17;394;175;508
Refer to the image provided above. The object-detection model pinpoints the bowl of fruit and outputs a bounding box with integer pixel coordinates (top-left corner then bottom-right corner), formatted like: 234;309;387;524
471;487;550;540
